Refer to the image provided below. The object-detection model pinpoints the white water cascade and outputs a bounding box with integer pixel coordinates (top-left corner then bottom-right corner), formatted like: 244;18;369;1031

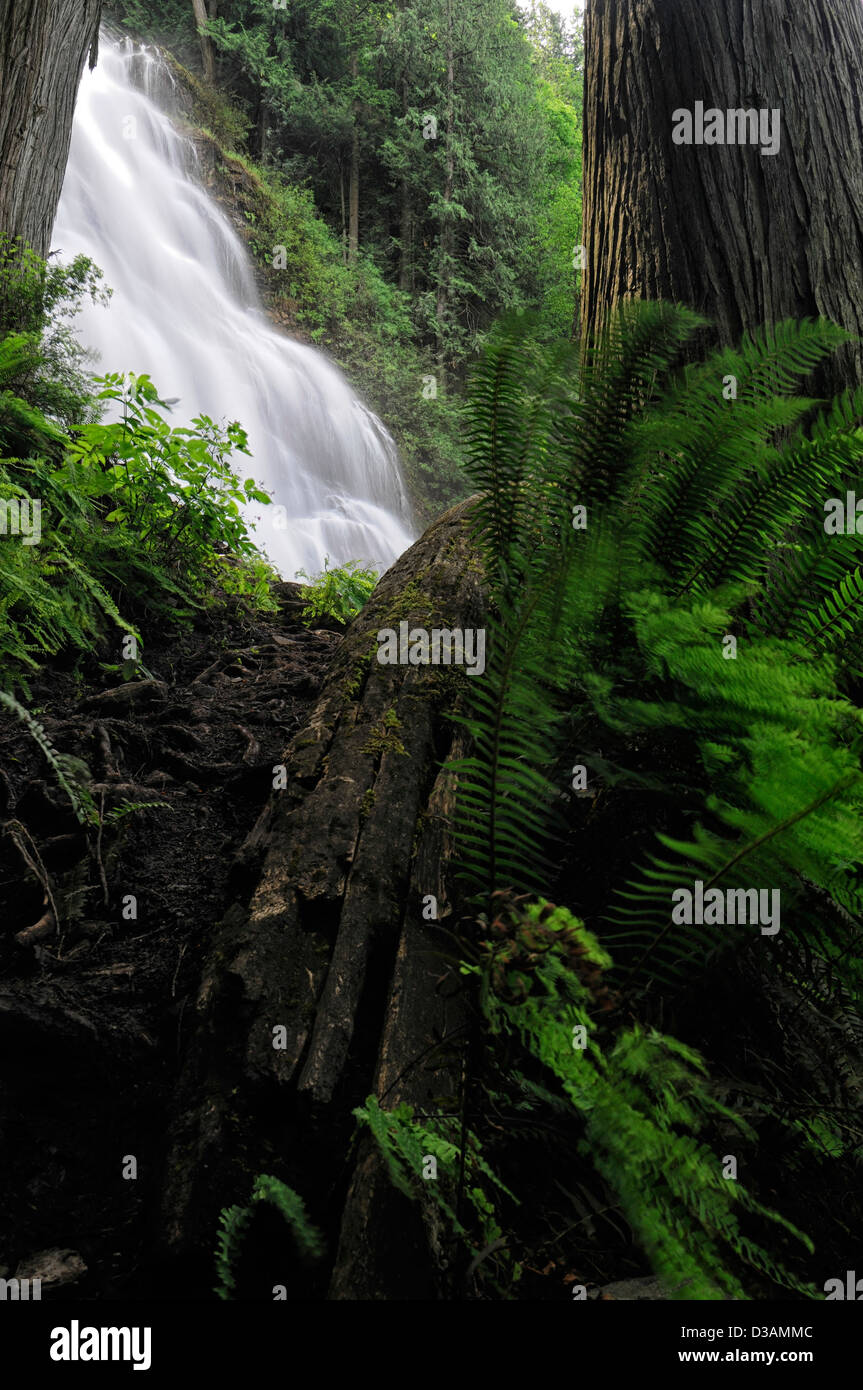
52;36;416;579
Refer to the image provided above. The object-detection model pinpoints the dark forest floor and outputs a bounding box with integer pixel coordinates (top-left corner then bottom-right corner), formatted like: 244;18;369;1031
0;584;340;1298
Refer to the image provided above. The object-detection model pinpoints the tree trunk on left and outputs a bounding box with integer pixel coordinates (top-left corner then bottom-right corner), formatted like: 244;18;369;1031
0;0;102;258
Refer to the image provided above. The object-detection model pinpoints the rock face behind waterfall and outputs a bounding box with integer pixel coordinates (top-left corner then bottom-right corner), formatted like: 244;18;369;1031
159;496;485;1298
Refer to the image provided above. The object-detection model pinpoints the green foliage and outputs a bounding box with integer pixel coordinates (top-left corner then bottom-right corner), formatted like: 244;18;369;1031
353;1095;520;1293
455;305;863;993
295;555;377;625
450;574;566;899
61;371;272;588
214;1174;325;1300
359;893;816;1299
531;80;582;341
102;798;174;825
0;245;277;690
376;0;550;367
605;593;863;989
106;0;199;59
523;4;584;340
219;151;352;339
0;235;111;429
431;302;863;1296
0;446;142;688
214;1204;253;1301
465;896;817;1299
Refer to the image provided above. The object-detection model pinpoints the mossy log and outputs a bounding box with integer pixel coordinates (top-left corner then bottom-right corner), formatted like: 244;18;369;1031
159;497;485;1297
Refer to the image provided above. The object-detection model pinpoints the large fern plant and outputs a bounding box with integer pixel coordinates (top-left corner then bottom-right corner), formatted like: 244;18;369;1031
433;303;863;1297
453;305;863;991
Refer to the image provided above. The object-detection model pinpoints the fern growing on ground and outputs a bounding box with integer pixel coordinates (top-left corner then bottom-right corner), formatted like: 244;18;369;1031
454;304;863;991
353;1095;520;1294
0;689;96;824
294;555;378;625
356;893;817;1298
462;896;816;1299
424;304;863;1297
214;1174;325;1299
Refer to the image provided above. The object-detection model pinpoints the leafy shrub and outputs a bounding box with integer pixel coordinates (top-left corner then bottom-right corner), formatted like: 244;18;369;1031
61;371;273;589
295;556;377;625
0;245;277;689
463;896;816;1299
0;234;111;429
356;894;816;1299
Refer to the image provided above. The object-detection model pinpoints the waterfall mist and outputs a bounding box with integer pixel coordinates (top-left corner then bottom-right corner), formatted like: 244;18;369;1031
52;36;416;580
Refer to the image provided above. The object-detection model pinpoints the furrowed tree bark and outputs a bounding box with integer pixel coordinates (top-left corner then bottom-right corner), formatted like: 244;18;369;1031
327;719;472;1298
0;0;102;257
159;498;484;1297
581;0;863;394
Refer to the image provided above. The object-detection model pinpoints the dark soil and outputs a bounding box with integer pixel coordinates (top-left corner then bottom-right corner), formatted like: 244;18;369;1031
0;582;339;1298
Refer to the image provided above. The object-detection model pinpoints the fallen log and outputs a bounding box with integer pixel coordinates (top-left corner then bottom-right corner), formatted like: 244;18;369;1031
159;497;485;1296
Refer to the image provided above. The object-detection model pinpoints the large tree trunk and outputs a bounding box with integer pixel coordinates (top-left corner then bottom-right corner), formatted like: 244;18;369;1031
158;498;485;1297
581;0;863;394
0;0;102;258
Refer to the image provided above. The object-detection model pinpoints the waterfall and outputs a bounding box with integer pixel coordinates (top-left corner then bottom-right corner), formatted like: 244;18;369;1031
52;35;416;580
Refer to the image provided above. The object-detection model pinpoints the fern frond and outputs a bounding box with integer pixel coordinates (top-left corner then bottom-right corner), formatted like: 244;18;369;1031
476;899;817;1299
213;1174;324;1300
0;689;95;823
